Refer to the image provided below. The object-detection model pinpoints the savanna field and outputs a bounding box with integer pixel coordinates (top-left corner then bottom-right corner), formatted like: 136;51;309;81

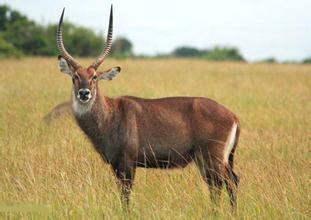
0;58;310;219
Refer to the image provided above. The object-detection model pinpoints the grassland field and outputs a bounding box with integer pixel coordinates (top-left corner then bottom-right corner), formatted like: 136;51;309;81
0;58;310;219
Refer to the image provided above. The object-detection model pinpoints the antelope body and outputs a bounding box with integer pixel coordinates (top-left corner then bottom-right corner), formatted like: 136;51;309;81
55;5;240;210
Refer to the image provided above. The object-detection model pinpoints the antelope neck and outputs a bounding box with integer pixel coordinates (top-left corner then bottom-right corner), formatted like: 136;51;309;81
72;87;111;121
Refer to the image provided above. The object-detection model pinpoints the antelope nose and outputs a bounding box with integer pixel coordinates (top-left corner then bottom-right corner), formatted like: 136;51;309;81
78;88;91;101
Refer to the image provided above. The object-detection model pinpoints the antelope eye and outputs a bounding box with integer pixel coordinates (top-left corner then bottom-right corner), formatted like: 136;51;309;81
92;75;98;81
73;75;79;80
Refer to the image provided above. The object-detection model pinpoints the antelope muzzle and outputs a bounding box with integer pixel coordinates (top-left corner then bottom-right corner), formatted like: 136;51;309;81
77;88;92;103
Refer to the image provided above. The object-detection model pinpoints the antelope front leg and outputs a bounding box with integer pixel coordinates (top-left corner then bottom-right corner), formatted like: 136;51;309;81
112;153;136;211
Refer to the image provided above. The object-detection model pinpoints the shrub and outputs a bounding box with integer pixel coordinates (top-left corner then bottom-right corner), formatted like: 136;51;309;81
0;36;22;58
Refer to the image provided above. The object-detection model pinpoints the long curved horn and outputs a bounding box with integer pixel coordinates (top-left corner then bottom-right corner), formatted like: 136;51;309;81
89;5;113;70
56;8;81;70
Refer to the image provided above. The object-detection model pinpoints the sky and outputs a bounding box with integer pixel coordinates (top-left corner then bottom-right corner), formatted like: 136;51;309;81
3;0;311;61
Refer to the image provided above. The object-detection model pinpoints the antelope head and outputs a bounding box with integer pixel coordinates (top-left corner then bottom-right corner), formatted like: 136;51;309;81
56;5;121;105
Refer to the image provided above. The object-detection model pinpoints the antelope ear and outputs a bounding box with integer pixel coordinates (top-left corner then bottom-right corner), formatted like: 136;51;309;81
58;55;74;76
98;66;121;81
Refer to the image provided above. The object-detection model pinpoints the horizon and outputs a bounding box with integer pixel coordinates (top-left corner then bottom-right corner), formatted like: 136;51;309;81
2;0;311;62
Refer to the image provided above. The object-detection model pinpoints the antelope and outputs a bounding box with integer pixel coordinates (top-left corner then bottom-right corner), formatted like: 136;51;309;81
55;5;240;211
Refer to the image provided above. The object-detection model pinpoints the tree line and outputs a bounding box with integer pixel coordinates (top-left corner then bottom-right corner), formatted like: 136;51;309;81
0;4;310;63
171;46;244;61
0;5;133;58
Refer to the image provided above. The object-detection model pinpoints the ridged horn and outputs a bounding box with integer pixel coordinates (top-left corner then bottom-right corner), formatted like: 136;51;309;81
89;5;113;70
56;8;81;70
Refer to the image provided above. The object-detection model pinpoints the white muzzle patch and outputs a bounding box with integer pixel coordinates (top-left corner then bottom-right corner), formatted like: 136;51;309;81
72;89;96;116
77;88;92;103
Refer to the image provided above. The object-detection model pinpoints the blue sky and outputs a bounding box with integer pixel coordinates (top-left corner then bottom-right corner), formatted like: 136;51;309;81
3;0;311;61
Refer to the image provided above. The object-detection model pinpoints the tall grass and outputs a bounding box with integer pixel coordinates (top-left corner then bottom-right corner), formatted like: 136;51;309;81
0;58;310;219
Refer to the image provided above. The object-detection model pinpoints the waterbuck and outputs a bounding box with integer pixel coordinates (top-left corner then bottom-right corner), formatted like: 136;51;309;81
55;5;240;210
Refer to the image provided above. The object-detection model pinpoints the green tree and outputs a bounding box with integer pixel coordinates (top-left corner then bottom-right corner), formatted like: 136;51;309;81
0;5;9;31
3;19;49;55
0;4;109;57
202;47;244;61
55;23;104;57
0;36;22;58
111;37;133;58
257;57;278;64
173;46;201;57
302;57;311;64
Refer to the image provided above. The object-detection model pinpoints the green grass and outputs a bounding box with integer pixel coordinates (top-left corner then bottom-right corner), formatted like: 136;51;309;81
0;58;310;219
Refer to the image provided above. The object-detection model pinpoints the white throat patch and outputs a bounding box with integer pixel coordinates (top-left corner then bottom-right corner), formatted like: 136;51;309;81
72;90;96;116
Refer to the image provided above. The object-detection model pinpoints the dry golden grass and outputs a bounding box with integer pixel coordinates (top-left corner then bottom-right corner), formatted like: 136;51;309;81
0;57;310;219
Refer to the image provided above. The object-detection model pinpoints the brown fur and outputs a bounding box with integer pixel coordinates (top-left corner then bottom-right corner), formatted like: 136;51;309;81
52;74;240;210
54;7;240;209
